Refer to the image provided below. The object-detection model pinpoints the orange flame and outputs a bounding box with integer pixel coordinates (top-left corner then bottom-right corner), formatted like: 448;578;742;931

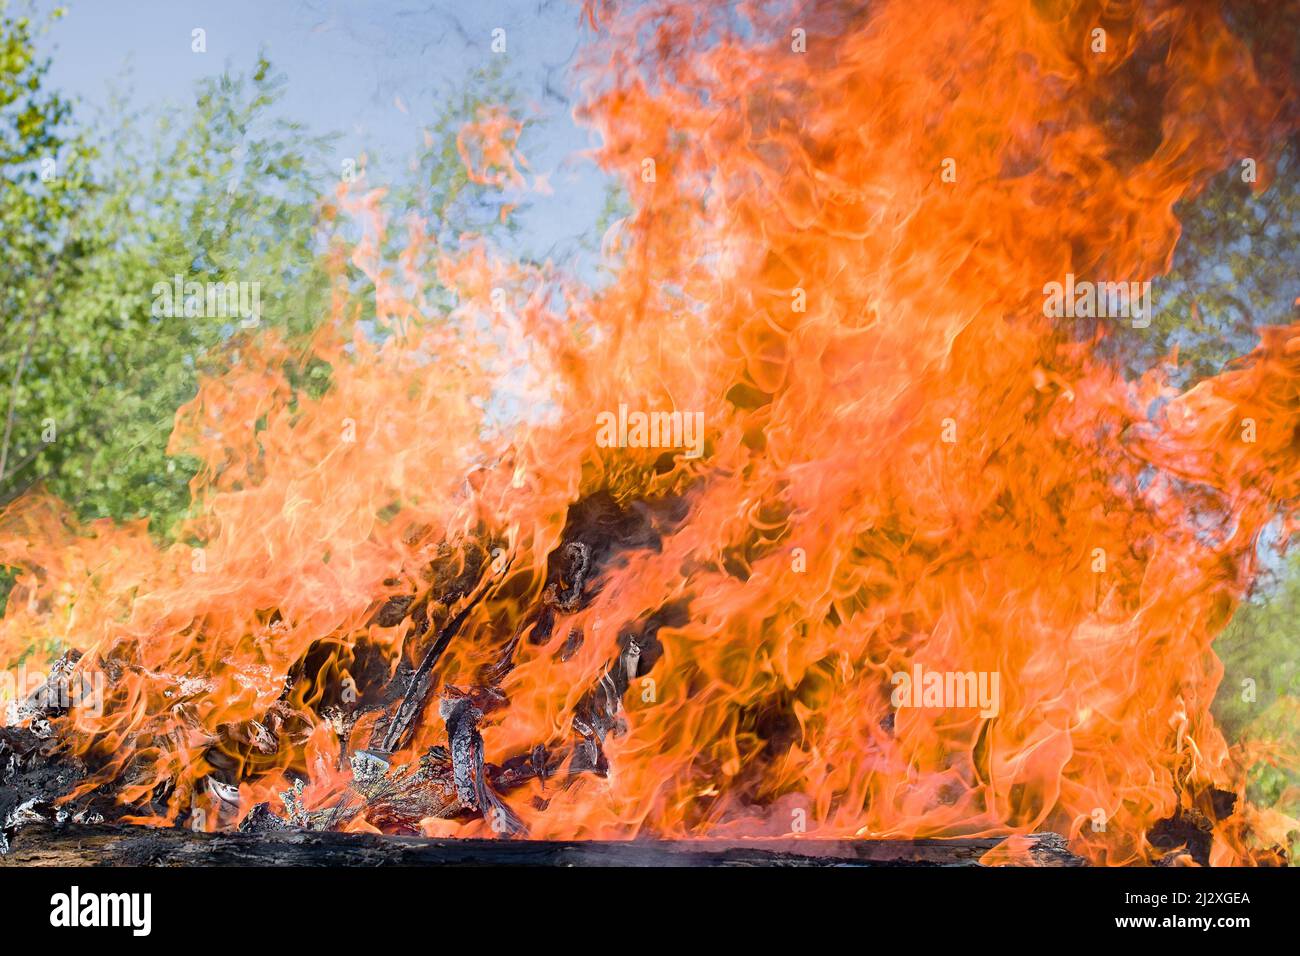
2;0;1298;864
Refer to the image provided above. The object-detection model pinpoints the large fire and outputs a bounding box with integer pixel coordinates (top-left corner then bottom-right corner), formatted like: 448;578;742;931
2;0;1298;865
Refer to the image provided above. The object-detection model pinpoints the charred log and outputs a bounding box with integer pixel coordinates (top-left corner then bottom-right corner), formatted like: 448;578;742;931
0;822;1085;867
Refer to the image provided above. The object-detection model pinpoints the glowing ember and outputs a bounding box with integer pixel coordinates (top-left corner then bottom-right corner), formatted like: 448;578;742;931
1;0;1297;866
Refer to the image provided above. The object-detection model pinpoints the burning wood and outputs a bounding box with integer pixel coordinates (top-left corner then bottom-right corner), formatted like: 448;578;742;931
0;490;1254;865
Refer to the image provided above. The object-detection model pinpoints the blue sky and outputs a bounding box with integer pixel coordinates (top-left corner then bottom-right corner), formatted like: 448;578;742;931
34;0;612;262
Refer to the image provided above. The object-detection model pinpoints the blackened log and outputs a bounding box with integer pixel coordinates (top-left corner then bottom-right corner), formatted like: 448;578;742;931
376;571;500;755
0;822;1084;866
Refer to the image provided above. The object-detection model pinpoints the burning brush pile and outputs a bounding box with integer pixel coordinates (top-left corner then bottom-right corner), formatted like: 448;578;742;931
2;0;1300;866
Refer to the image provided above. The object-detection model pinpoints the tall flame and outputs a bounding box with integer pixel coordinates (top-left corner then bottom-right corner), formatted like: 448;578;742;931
2;0;1298;865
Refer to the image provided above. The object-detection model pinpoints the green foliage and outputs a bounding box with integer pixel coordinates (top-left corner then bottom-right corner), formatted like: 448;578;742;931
397;60;526;247
1213;550;1300;833
0;50;335;534
1105;144;1300;387
0;24;535;541
1214;553;1300;735
0;4;93;504
365;60;530;325
1106;0;1300;388
0;4;84;269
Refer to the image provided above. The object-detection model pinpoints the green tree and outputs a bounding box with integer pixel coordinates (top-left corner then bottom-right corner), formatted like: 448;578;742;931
0;3;93;503
1105;144;1300;387
0;31;551;543
1212;549;1300;840
1;53;335;533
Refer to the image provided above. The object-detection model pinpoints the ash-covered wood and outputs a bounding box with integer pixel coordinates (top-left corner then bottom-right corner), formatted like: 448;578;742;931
0;726;110;853
0;822;1084;867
